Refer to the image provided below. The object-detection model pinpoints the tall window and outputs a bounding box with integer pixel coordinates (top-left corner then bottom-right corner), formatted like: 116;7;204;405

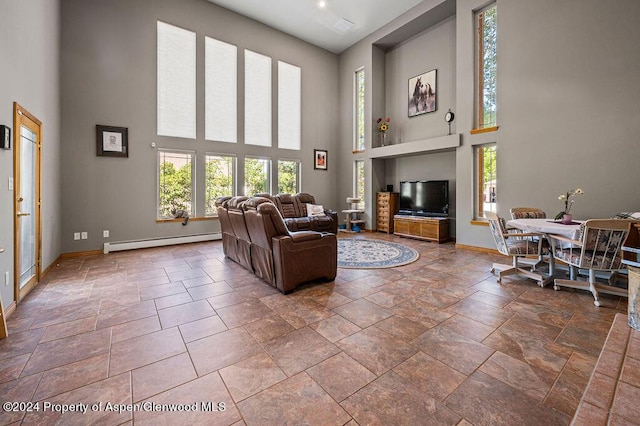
278;159;300;194
158;150;194;218
476;143;497;218
205;37;237;143
205;154;236;216
355;160;365;209
354;68;365;152
245;50;272;147
278;61;301;150
157;21;196;139
244;156;271;196
475;4;497;130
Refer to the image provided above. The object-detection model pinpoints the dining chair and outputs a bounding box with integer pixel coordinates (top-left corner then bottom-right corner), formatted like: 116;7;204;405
548;219;637;306
486;212;547;287
509;207;547;219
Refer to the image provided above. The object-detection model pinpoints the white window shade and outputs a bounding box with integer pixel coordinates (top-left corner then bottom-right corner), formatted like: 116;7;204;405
205;37;237;143
244;50;272;147
278;61;301;150
157;21;196;139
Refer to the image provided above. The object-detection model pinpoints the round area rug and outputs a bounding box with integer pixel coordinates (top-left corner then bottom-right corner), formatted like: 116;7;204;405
337;238;419;269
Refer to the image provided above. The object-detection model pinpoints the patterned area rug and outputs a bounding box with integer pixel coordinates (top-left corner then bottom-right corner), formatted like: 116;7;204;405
337;238;419;269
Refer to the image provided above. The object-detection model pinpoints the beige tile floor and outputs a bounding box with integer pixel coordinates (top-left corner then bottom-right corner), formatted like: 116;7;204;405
0;233;628;425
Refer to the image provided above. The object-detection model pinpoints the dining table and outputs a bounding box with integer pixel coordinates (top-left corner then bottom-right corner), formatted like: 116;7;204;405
506;218;584;277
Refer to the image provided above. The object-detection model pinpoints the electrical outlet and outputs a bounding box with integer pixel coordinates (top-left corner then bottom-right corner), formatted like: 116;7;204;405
81;232;88;240
73;232;80;240
4;271;9;286
103;230;109;238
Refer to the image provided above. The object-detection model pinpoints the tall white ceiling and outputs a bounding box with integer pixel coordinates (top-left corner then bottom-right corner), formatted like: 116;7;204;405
206;0;425;53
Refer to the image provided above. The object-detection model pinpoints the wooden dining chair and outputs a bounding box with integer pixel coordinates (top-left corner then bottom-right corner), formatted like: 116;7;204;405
509;207;547;219
486;212;547;287
548;219;637;306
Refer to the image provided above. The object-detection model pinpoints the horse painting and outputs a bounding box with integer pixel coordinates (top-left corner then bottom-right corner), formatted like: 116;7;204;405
408;70;437;117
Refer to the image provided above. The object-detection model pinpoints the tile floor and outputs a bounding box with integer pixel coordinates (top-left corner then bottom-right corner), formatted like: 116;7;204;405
0;233;628;425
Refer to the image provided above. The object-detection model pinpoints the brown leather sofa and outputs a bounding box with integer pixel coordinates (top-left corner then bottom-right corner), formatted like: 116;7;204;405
255;193;338;234
216;196;337;293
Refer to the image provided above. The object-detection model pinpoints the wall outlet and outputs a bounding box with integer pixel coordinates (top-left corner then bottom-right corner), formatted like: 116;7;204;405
103;230;109;238
4;271;8;286
81;232;88;240
73;232;80;240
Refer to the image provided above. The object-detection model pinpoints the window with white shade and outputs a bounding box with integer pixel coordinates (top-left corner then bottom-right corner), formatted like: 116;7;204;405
205;37;237;143
245;50;272;147
157;21;196;139
278;61;301;150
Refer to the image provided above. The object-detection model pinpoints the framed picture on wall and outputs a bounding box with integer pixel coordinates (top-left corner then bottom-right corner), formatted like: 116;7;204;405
96;125;128;157
314;149;328;170
408;69;437;117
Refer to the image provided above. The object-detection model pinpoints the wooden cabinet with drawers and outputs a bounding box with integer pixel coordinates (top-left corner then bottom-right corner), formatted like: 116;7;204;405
376;192;399;233
393;215;450;243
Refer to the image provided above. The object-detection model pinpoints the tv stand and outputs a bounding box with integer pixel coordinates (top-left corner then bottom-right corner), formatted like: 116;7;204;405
393;215;449;243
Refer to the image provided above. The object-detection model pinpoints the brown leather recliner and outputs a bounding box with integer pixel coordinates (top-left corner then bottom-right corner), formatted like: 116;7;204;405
215;196;236;262
225;196;252;271
243;197;337;294
296;193;338;234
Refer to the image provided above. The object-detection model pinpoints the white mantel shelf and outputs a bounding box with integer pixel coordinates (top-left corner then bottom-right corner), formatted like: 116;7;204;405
369;133;461;159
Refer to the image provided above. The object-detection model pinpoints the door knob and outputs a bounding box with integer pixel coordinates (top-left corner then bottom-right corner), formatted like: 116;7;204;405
17;197;23;202
17;212;30;217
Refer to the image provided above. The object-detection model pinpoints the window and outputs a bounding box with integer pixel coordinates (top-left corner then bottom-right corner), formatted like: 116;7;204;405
354;68;365;151
476;143;497;218
205;154;236;216
245;50;272;147
157;21;196;139
278;61;301;150
205;37;237;143
355;160;365;209
158;150;194;218
278;159;300;194
244;156;271;196
475;4;497;131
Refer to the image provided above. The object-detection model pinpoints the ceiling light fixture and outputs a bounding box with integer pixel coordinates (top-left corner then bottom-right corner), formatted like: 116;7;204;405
317;0;326;8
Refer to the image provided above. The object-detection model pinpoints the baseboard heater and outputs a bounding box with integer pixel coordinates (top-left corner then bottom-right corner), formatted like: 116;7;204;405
103;233;221;254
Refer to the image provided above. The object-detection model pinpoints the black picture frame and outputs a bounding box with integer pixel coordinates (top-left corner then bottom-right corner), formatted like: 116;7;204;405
96;125;128;157
408;69;437;117
314;149;328;170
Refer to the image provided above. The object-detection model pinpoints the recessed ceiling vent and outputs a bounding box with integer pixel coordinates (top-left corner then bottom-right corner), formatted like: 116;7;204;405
334;18;354;32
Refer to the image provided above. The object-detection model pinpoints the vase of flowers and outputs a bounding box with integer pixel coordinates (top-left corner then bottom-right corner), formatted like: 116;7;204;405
555;188;584;222
377;117;390;146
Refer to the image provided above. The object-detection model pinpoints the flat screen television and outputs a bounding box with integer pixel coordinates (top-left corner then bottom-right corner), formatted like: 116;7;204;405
399;180;449;217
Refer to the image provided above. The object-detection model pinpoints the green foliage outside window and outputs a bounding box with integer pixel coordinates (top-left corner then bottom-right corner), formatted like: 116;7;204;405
355;160;365;210
244;157;270;196
478;5;497;129
158;152;193;218
355;69;365;151
205;155;234;215
278;160;299;194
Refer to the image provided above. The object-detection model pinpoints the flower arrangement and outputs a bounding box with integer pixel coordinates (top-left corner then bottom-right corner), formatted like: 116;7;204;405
376;117;390;133
555;188;584;220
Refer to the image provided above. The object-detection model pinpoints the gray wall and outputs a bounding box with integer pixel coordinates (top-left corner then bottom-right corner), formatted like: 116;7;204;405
61;0;339;252
339;0;640;248
0;0;61;306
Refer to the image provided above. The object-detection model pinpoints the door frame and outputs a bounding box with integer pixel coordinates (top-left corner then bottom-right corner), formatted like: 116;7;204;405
13;102;42;303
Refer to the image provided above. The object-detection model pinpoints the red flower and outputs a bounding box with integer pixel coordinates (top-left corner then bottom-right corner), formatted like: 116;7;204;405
385;117;390;122
376;118;382;124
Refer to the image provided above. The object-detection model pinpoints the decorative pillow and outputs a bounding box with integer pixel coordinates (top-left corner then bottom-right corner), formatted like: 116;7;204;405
306;203;325;217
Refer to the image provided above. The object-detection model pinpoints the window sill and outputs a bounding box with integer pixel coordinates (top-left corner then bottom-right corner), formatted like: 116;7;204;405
470;126;499;135
470;219;489;226
156;216;218;223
